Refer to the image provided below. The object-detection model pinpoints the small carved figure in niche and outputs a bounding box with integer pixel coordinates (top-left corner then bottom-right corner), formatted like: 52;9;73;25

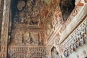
19;11;30;24
29;19;39;25
38;38;43;45
64;49;68;57
68;46;72;54
46;23;53;35
54;7;63;24
29;32;36;45
76;38;80;48
80;36;85;45
67;47;71;55
22;32;33;45
81;24;86;35
26;1;32;12
26;15;31;24
38;33;43;45
70;45;74;52
73;44;76;51
14;35;18;45
83;33;87;43
17;1;25;11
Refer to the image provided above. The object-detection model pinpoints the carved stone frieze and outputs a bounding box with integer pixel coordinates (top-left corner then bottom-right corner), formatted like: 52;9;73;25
60;18;87;57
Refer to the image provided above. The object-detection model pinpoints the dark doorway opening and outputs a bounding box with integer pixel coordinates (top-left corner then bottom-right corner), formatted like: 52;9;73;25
59;0;75;21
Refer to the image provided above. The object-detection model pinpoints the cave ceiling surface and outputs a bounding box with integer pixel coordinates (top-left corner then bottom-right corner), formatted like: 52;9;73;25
11;0;60;27
11;0;75;28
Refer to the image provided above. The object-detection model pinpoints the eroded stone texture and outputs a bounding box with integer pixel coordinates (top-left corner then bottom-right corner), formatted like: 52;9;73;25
1;0;87;58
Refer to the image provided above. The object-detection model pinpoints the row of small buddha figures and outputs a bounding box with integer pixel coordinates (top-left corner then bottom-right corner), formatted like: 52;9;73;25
63;20;87;57
63;33;87;56
63;33;87;57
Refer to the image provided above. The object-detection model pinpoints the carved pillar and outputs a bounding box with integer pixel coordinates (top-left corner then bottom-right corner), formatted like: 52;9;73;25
1;0;11;58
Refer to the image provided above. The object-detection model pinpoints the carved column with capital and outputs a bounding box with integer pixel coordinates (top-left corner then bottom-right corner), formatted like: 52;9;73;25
1;0;11;58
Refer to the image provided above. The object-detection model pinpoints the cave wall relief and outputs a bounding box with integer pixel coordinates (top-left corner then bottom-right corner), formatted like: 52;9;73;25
8;46;46;58
10;29;45;46
6;0;49;58
46;0;87;41
45;0;79;40
9;0;47;46
45;6;63;38
60;18;87;58
11;0;45;26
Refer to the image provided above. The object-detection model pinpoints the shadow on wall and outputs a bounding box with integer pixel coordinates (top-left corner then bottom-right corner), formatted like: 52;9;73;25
59;0;75;21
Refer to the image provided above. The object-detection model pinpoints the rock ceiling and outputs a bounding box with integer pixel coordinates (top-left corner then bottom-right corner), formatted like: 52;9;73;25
11;0;61;26
10;0;61;46
0;0;76;46
11;0;75;26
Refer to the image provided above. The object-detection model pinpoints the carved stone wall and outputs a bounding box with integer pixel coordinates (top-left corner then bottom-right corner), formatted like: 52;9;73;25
1;0;87;58
8;46;46;58
5;0;47;58
46;1;87;58
10;28;45;46
60;16;87;58
11;0;45;26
